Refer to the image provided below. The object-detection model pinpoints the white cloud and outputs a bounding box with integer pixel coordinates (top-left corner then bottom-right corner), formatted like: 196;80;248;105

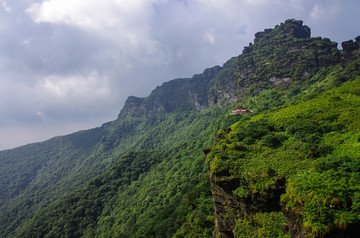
26;0;154;30
26;0;168;65
0;71;113;127
243;0;268;6
202;28;216;45
37;72;112;110
310;3;340;21
21;39;30;46
0;0;359;150
1;1;10;12
25;0;157;42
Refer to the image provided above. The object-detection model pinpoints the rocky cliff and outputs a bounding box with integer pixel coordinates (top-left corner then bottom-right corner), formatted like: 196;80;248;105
342;36;360;65
115;22;360;237
237;19;340;98
118;58;239;118
119;19;343;119
205;20;360;238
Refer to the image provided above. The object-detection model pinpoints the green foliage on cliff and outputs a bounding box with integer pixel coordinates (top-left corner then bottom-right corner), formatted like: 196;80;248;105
233;212;289;238
207;58;360;237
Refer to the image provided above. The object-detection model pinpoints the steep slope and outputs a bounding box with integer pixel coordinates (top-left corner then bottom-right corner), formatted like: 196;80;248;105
0;127;110;235
118;56;239;118
15;110;227;237
206;73;360;238
1;19;359;238
206;26;360;237
0;54;239;237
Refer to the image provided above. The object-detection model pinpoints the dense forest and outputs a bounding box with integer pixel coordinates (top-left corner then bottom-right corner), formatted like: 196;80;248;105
0;19;359;237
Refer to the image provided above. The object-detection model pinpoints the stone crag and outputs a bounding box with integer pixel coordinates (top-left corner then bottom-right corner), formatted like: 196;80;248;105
119;19;344;121
206;20;360;238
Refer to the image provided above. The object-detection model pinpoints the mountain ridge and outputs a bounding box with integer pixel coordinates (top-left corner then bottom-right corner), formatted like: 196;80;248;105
118;58;238;118
119;19;349;119
0;19;359;237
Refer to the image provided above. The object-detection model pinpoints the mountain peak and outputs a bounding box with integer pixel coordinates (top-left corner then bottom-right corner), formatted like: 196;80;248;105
119;19;342;118
118;96;145;118
253;19;311;45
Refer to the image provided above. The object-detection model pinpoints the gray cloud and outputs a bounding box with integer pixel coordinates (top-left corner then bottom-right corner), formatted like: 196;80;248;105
0;0;359;149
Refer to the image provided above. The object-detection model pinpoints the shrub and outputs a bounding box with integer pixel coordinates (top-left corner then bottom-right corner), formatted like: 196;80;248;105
262;134;282;148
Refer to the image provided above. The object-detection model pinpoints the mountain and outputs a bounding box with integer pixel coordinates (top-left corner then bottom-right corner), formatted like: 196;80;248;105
205;21;360;237
0;19;359;237
0;39;240;238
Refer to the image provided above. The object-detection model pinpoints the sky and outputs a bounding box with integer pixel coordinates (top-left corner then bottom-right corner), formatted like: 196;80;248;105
0;0;359;150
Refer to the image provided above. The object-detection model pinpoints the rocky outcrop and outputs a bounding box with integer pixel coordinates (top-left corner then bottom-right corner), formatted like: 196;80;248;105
205;20;360;238
118;76;213;117
342;38;360;51
118;61;238;117
119;19;344;119
118;96;145;117
281;206;308;238
254;19;311;45
119;19;357;121
236;19;341;100
207;160;286;238
342;36;360;65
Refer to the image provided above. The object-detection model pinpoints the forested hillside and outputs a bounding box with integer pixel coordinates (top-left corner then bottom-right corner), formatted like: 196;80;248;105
0;44;240;238
0;19;359;237
207;64;360;237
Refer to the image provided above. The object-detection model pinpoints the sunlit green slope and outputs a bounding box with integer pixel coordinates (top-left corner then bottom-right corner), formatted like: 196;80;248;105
206;59;360;237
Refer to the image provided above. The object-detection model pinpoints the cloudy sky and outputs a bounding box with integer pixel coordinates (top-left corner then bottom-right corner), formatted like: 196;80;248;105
0;0;359;150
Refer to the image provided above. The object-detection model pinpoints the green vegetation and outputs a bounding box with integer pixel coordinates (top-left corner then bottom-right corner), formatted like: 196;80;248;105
207;62;360;237
14;107;244;238
0;45;240;237
1;19;359;237
233;212;289;238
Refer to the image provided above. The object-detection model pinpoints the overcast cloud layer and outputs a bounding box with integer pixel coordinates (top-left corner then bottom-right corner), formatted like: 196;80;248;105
0;0;359;150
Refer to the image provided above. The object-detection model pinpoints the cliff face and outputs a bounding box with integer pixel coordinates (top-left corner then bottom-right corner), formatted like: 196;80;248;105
205;20;360;238
342;36;360;64
119;20;342;119
118;66;222;117
206;78;360;237
237;19;340;98
119;96;145;117
115;22;360;238
118;59;239;118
